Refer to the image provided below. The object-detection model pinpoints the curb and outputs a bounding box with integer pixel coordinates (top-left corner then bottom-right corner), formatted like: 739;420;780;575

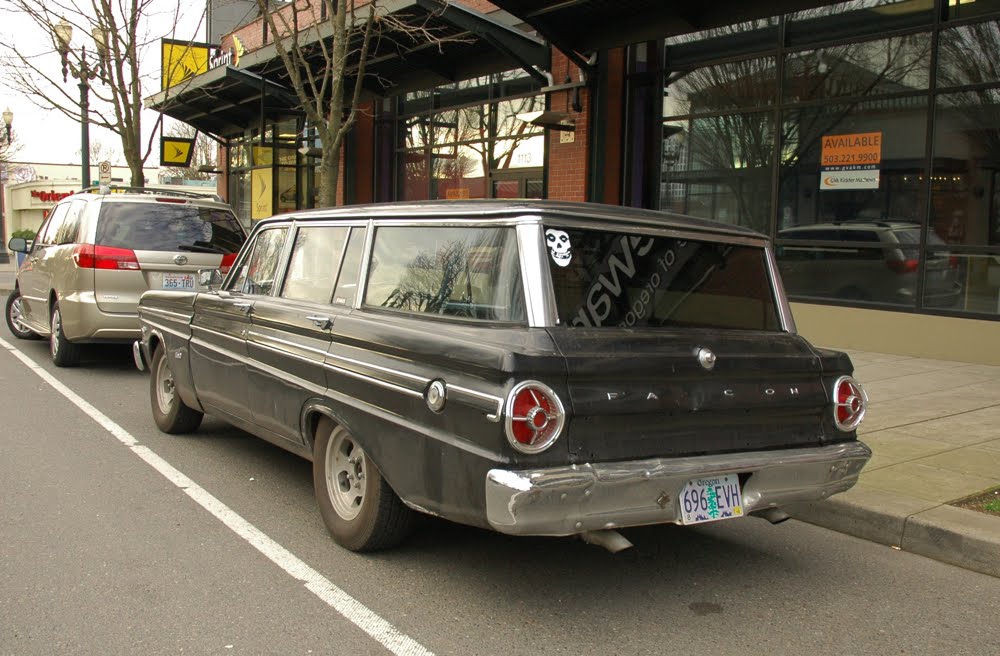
789;485;1000;578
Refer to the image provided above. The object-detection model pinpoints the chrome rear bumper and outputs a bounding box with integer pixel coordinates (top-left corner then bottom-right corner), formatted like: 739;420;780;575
485;441;871;536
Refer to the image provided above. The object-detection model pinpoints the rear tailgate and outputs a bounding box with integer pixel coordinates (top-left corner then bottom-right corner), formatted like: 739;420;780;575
547;328;840;461
93;199;244;314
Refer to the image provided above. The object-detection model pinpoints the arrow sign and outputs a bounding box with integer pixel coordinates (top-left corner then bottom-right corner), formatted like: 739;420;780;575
160;136;196;167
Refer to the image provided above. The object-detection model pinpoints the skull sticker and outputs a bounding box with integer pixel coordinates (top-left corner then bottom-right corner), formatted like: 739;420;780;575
545;229;572;267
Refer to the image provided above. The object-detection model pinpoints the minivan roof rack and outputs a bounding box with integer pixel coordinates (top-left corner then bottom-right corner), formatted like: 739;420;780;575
80;185;224;203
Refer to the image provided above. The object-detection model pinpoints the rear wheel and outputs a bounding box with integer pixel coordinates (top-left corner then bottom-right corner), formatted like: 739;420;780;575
5;289;39;340
150;344;203;434
49;301;82;367
313;420;414;552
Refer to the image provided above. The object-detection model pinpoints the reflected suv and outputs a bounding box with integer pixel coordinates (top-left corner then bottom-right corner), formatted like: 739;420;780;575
6;186;246;366
777;221;962;307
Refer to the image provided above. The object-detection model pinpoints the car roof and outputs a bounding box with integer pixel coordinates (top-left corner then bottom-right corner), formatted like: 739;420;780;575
74;186;230;208
256;200;767;241
781;220;919;232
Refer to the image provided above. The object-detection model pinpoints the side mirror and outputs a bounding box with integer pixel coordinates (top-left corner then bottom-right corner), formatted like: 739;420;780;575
7;237;28;253
198;268;224;290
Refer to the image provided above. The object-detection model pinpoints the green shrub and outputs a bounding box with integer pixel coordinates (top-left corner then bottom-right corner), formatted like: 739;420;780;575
10;228;37;240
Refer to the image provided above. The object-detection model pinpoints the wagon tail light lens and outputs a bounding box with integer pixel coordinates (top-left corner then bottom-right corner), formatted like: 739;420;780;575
832;375;868;432
72;244;141;270
220;253;237;274
504;381;566;454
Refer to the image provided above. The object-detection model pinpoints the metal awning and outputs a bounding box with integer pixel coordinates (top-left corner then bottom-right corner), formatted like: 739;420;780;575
146;66;301;137
146;0;549;137
489;0;845;55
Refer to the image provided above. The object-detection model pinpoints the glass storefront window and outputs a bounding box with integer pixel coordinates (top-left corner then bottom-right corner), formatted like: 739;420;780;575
947;0;1000;20
937;21;1000;88
783;34;930;103
663;56;777;116
936;253;1000;314
660;111;774;232
931;91;1000;247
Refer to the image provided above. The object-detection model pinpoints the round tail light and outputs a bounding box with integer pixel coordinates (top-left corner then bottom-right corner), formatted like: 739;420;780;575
504;381;565;454
833;375;868;431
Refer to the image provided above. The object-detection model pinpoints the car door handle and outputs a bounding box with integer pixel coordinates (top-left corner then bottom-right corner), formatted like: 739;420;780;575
306;315;333;329
233;302;253;314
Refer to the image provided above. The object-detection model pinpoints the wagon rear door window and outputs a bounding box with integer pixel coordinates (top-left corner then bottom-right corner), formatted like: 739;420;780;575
545;226;780;330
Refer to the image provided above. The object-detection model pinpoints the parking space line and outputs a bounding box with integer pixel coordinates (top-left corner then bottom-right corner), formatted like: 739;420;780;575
0;337;435;656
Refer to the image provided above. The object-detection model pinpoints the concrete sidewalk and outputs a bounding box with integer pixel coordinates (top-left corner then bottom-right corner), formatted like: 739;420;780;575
789;348;1000;578
1;258;997;577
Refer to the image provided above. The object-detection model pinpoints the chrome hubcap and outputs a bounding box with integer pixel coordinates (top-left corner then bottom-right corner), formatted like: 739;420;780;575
155;354;176;414
325;431;366;520
9;296;28;332
50;310;61;357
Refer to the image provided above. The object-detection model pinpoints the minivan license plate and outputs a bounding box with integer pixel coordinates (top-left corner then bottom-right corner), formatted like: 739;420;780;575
679;475;744;525
163;273;195;290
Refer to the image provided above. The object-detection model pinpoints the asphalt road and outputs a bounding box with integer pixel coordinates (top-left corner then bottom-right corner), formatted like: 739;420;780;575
2;335;999;656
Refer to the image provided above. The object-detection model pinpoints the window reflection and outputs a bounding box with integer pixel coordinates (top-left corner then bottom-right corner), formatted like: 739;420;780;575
937;22;1000;88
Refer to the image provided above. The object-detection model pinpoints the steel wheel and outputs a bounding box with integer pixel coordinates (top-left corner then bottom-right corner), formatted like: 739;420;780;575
324;429;367;521
149;344;203;434
154;351;178;416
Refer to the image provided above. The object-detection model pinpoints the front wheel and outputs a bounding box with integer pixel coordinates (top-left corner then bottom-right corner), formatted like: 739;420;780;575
150;344;203;434
50;301;82;367
313;420;414;552
5;289;40;340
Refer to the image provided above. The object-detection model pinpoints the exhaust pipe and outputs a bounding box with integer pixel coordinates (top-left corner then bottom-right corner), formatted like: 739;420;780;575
580;529;633;553
752;508;790;525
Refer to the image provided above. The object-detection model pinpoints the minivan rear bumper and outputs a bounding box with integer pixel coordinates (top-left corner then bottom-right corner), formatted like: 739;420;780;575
484;441;871;536
60;292;140;342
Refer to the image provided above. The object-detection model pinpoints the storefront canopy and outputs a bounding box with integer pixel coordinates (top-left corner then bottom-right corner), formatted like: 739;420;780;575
489;0;845;54
147;0;549;138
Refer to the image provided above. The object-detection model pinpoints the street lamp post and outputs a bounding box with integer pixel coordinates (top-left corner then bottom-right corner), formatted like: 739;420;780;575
53;18;107;189
0;107;12;265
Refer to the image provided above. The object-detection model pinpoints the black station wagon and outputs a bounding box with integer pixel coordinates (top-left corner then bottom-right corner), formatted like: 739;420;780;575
133;200;871;553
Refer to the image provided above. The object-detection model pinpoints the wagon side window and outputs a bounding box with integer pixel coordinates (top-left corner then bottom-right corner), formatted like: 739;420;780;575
280;226;349;304
363;225;525;323
227;227;289;296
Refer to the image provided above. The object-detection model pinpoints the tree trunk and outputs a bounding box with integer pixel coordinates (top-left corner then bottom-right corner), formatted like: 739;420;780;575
319;147;340;208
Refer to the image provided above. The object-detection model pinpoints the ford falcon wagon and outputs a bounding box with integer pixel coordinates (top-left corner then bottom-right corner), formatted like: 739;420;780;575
133;200;871;553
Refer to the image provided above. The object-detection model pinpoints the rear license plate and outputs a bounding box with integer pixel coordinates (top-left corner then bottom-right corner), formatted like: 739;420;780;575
679;475;744;525
163;273;195;290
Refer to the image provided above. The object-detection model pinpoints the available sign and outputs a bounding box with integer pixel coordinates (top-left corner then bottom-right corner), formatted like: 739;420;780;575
820;131;882;190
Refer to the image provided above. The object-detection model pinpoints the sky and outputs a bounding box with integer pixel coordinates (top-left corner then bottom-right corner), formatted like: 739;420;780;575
0;0;208;169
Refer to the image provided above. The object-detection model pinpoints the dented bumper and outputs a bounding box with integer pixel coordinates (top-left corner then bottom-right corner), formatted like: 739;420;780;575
485;441;872;536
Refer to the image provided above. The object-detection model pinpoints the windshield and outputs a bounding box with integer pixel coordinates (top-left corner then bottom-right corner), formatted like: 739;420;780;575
545;226;781;331
96;203;245;254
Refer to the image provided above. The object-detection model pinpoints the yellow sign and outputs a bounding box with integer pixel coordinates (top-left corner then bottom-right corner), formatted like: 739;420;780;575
821;132;882;167
251;168;273;220
161;39;211;91
160;136;195;167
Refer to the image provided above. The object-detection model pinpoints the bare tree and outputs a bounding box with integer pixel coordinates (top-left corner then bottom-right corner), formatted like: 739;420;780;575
0;0;203;187
77;138;119;167
160;122;219;181
255;0;461;207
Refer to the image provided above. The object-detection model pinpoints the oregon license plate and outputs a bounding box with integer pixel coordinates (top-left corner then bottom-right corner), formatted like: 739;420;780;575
163;273;195;290
679;474;744;525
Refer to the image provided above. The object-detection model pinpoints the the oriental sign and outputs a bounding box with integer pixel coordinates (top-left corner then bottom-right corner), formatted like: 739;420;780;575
30;190;74;203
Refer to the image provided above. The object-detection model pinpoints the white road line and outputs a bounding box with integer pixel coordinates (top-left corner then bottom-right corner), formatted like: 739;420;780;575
0;336;435;656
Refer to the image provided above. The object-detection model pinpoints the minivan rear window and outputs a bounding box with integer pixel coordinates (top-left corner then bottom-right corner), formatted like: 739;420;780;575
96;203;245;254
545;227;780;331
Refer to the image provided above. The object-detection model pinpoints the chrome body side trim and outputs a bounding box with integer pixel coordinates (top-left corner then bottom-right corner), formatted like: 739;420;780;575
485;441;872;536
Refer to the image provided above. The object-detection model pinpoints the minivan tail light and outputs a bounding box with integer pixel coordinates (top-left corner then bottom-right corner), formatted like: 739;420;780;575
505;381;566;454
887;259;919;274
832;376;868;432
73;244;141;270
220;253;237;274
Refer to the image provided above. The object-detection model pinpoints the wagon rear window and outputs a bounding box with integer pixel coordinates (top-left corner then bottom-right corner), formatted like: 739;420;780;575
545;227;780;331
365;226;525;323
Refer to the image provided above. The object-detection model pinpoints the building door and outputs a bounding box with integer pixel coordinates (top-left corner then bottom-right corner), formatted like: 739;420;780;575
491;168;544;199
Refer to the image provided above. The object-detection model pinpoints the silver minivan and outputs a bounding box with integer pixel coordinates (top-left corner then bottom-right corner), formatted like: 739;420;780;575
6;186;246;366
